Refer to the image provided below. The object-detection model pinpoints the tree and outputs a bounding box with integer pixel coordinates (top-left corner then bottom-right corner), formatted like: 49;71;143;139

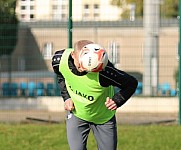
111;0;143;19
0;0;18;95
161;0;178;18
111;0;178;19
0;0;18;56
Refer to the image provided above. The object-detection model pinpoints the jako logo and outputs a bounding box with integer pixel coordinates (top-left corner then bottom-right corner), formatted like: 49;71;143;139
69;86;94;101
88;56;91;66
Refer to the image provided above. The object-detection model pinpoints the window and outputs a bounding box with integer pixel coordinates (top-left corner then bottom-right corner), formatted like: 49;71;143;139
52;5;58;10
84;4;89;9
94;13;99;19
43;42;53;59
53;14;61;21
83;13;89;21
30;6;34;10
94;4;99;19
62;13;67;20
62;4;67;10
108;41;120;65
21;6;26;10
30;14;34;19
94;4;99;9
21;14;26;19
18;57;25;71
83;4;90;21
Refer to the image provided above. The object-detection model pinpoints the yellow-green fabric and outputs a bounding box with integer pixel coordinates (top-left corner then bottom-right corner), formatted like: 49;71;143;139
59;48;115;124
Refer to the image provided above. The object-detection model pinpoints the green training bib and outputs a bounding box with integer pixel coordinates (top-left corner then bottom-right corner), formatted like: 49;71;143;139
59;48;115;124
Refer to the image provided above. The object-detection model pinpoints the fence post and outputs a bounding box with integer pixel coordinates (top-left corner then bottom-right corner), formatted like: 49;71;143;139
68;0;73;48
179;0;181;125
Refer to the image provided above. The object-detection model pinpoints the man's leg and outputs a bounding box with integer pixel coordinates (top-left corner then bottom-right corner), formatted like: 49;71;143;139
66;111;91;150
91;116;117;150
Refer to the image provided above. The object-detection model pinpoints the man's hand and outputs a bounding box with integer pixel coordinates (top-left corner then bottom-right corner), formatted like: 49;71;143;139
105;97;117;110
64;99;75;111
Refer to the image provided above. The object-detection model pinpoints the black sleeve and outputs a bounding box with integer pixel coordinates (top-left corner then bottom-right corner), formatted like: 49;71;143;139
52;50;71;101
57;75;71;101
99;61;138;107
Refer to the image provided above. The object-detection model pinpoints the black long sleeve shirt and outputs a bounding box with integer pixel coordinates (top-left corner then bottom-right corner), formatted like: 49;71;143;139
52;49;138;108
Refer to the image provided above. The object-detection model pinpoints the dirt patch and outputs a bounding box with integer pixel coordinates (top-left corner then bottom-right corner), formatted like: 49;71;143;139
0;110;178;125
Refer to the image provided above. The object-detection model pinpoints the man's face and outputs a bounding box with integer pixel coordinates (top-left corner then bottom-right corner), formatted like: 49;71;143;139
72;40;94;72
71;50;85;72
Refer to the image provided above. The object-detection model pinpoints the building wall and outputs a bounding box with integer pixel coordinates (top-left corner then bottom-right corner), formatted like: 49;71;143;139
8;24;178;90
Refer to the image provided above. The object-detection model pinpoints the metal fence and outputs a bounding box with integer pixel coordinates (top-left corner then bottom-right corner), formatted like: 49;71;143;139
0;0;179;98
0;0;180;125
0;19;179;97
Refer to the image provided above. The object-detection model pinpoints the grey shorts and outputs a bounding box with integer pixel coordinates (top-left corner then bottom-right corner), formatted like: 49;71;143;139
66;111;117;150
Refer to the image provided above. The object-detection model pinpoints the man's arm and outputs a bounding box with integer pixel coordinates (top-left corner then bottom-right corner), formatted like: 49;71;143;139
57;75;71;101
52;50;71;101
100;61;138;108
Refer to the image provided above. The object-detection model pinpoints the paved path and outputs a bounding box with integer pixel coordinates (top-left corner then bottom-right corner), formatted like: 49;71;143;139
0;110;178;125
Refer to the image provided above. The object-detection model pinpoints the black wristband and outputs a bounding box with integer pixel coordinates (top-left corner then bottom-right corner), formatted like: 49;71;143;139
112;92;127;108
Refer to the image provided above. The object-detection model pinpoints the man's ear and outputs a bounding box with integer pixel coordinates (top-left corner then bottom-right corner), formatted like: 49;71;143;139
71;52;75;59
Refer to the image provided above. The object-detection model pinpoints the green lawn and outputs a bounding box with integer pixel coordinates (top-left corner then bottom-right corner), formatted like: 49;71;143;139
0;123;181;150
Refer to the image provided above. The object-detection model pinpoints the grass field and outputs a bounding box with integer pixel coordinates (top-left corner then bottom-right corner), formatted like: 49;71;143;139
0;123;181;150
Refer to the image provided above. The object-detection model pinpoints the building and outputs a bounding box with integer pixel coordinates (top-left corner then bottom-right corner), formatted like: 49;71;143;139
16;0;121;22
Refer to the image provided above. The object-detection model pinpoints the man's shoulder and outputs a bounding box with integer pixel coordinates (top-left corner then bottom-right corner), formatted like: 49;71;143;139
100;61;114;73
54;49;65;55
52;49;65;75
52;49;65;61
